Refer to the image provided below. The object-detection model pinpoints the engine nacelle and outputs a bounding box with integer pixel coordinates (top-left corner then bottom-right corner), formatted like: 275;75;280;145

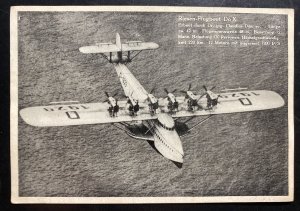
167;93;176;103
206;90;218;100
109;55;131;64
147;94;157;104
147;94;158;115
126;96;139;115
108;97;117;107
107;96;119;117
186;90;197;100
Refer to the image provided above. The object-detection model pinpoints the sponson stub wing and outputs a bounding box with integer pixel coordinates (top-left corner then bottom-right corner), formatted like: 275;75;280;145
19;101;154;127
158;90;285;118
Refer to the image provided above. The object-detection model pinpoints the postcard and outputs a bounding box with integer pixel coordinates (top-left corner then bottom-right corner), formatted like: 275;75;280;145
10;6;294;203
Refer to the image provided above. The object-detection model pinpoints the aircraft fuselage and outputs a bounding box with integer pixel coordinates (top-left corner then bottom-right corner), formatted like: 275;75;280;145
114;63;184;163
144;117;184;163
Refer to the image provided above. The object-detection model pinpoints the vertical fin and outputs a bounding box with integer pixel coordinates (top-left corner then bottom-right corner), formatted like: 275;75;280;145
116;33;121;51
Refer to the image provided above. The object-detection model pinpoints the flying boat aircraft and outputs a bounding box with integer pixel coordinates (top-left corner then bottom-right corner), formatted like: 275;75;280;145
20;33;285;166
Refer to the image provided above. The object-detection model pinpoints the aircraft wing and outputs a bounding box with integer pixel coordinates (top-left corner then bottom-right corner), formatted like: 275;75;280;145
79;44;120;54
159;90;285;118
20;90;284;127
121;42;159;51
19;101;155;127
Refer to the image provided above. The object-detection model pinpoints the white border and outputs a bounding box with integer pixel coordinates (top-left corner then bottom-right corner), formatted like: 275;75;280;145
10;6;294;204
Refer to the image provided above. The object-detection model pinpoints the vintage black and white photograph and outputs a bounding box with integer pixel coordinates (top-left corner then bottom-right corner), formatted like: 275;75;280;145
10;6;294;203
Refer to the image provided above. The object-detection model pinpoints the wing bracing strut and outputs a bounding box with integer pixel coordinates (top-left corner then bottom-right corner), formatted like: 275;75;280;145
180;115;214;137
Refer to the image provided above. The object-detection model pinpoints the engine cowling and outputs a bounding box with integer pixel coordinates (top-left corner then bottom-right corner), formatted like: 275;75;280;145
126;97;139;115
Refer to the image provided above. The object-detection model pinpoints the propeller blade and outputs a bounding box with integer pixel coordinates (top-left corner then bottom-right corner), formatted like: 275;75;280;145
179;90;186;94
164;88;169;94
203;85;207;91
112;92;118;97
172;89;177;93
150;87;155;94
105;91;109;97
188;83;192;91
211;86;216;91
197;93;206;103
217;95;221;103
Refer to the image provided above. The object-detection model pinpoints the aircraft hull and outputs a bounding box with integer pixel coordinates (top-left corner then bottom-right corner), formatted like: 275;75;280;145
143;119;184;163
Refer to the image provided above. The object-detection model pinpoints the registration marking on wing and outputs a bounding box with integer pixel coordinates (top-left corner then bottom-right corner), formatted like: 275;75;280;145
19;102;156;127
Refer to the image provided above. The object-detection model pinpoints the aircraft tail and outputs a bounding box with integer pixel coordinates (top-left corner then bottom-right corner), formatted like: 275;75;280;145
79;33;159;56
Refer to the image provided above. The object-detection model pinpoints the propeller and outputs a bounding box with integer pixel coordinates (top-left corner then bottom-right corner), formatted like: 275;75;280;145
180;83;193;94
197;85;220;104
104;91;120;116
149;87;155;94
105;91;118;98
133;100;139;112
197;86;210;102
197;93;206;102
164;88;179;112
203;85;216;92
147;86;158;104
164;88;177;94
119;93;128;99
146;87;159;114
103;91;119;103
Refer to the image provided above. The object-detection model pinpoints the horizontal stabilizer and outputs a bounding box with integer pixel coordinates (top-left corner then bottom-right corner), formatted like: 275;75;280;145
79;44;120;54
79;42;159;54
121;42;159;51
126;41;142;43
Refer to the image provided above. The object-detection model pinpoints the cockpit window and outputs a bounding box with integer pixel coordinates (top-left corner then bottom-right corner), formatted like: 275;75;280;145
157;113;175;130
157;119;175;130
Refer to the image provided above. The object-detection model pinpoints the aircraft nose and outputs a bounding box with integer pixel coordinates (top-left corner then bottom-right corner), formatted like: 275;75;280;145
178;144;184;156
171;133;184;156
170;148;184;163
174;153;184;163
